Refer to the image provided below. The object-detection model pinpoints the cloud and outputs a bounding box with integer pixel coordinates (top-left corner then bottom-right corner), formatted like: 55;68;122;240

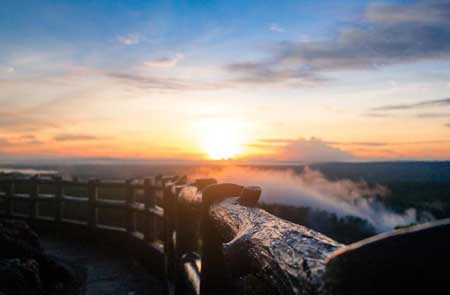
277;138;355;162
259;138;296;144
416;112;450;118
0;66;15;74
254;137;450;161
365;0;450;24
446;123;450;127
226;61;325;85
53;134;100;141
109;73;189;90
0;135;43;147
19;134;37;140
117;33;141;45
327;141;388;147
371;97;450;111
226;0;450;84
0;112;56;132
269;23;285;33
0;138;13;146
364;112;392;118
258;137;388;147
144;54;184;68
108;72;227;91
247;138;356;163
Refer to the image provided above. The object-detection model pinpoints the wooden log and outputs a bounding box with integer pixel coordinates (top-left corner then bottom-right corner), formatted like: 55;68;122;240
209;197;343;295
55;176;64;224
323;218;450;295
88;179;98;230
193;178;217;190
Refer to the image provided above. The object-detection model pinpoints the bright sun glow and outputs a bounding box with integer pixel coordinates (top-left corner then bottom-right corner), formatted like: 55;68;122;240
198;119;242;160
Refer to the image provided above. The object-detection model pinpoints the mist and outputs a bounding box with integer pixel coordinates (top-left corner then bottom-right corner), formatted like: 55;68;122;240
192;166;432;232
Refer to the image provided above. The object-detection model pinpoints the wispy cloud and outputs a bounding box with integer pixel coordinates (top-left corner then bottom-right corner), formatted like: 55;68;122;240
269;23;285;33
117;33;141;45
416;112;450;118
0;112;57;132
108;72;228;91
259;138;296;144
108;73;198;91
0;66;15;74
226;62;325;85
227;0;450;84
53;134;100;141
328;141;387;147
144;53;184;68
371;98;450;111
257;137;450;148
0;135;43;147
364;112;392;118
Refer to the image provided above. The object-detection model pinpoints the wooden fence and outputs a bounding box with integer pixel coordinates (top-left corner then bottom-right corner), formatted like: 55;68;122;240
0;175;449;295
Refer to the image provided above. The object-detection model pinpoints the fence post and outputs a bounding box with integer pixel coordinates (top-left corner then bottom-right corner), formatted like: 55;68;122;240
144;177;155;243
174;188;199;295
88;179;98;231
6;179;14;217
30;176;39;220
55;176;64;224
164;182;177;283
199;183;242;295
126;179;135;235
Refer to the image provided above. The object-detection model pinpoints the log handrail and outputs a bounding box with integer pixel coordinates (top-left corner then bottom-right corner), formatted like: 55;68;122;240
210;198;342;294
175;182;343;295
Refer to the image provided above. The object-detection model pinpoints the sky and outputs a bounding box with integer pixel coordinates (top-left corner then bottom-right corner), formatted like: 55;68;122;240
1;0;450;164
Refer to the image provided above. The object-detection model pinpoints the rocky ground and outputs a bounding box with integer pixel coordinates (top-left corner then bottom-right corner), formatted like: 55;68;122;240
39;233;163;295
0;219;84;295
0;219;163;295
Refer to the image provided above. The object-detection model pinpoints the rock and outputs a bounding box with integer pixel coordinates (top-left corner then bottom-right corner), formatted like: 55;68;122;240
0;219;81;295
0;259;42;295
0;219;42;258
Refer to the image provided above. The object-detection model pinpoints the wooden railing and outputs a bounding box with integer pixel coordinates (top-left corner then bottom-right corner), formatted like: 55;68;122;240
1;175;449;295
0;174;180;292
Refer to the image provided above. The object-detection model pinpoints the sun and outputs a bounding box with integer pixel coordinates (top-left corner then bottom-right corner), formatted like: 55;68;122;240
198;119;242;160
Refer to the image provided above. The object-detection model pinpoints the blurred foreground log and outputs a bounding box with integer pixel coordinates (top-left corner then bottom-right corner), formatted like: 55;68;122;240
210;197;343;295
324;218;450;295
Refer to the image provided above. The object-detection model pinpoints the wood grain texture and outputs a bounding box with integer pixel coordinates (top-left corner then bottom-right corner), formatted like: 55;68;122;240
210;198;343;295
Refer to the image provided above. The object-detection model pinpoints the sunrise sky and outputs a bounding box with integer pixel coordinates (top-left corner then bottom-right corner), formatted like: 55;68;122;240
1;0;450;164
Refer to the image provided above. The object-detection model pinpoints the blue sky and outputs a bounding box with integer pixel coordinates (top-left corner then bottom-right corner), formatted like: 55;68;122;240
1;0;450;163
0;0;373;68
